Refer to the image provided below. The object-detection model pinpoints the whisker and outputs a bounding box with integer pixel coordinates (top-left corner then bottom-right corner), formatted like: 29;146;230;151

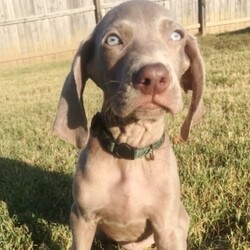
103;76;132;87
103;90;125;122
100;78;132;122
103;80;121;87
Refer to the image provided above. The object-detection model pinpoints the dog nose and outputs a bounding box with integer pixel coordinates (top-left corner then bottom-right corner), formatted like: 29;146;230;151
132;63;169;95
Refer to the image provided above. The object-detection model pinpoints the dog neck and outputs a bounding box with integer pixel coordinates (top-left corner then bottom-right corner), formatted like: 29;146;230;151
99;112;166;149
90;112;166;160
109;119;165;149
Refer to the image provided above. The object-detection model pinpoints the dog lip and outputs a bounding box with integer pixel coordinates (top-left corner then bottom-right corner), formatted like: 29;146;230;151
137;102;162;110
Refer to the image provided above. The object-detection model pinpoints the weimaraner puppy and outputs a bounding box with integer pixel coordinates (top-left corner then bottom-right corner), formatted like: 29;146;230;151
53;0;204;249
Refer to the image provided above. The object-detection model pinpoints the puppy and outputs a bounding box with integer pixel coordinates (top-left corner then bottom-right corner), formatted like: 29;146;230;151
54;1;204;249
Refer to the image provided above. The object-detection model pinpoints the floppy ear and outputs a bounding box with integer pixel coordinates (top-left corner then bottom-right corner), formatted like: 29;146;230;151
53;38;93;149
180;34;205;141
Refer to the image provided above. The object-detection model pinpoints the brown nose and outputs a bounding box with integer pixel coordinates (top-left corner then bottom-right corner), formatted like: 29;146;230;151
132;63;169;95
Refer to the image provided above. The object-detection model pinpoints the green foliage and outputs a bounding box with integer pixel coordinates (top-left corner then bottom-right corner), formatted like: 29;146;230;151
0;30;249;249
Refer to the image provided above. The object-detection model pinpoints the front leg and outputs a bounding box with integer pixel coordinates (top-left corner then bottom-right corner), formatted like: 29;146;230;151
154;227;187;250
152;203;189;250
71;203;97;250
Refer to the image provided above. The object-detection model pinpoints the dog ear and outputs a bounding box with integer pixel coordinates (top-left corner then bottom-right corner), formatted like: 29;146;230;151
53;38;94;149
180;34;205;141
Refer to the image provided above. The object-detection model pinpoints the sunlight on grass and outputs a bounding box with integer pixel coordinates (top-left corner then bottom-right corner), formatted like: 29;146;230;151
0;30;249;249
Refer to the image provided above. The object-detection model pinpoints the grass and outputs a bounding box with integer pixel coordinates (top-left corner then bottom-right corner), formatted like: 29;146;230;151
0;29;249;249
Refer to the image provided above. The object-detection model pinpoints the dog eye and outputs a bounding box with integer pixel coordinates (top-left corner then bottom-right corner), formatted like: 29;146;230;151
170;31;182;41
106;35;122;46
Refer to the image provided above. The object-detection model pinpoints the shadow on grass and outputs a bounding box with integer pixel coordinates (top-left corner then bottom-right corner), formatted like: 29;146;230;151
0;157;116;250
0;157;72;249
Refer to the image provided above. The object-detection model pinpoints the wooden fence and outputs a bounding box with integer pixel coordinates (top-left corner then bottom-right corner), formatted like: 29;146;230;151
0;0;249;68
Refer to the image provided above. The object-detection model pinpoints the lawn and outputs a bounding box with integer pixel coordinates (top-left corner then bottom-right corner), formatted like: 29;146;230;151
0;29;249;250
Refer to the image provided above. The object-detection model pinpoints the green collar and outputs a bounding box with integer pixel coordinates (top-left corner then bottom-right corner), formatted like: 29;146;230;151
91;112;165;160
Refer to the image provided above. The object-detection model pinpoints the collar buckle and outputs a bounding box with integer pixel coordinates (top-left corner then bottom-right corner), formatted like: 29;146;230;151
114;142;136;160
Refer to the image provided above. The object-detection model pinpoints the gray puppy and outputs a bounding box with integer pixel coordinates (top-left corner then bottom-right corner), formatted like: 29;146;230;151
54;1;204;249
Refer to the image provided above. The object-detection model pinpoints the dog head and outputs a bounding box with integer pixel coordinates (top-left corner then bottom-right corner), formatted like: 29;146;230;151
53;0;205;148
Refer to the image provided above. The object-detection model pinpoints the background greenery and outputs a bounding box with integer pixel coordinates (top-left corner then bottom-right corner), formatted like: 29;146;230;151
0;29;249;249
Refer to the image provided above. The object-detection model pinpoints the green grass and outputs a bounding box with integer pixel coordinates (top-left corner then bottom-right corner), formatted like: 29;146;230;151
0;29;249;249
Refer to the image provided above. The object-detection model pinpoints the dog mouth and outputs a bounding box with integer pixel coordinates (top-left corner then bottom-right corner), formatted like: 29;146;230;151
138;102;162;110
133;101;166;117
107;82;171;119
135;94;168;110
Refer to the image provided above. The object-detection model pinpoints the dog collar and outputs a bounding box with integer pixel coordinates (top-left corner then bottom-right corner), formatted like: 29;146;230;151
91;112;165;160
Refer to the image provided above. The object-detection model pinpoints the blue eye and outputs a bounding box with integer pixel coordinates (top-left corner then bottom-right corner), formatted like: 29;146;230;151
106;35;122;46
170;31;182;41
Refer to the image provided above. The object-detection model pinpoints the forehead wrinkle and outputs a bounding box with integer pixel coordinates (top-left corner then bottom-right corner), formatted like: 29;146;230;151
102;1;175;29
94;2;178;41
105;20;133;33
